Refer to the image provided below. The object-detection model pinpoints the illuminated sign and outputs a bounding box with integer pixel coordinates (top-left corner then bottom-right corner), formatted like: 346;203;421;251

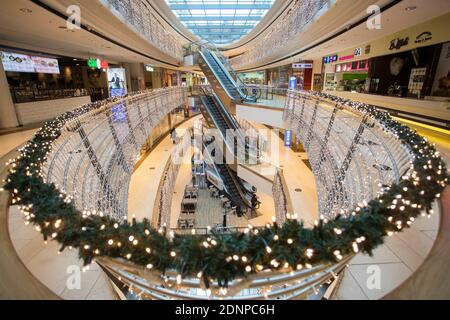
339;54;355;61
107;67;127;98
1;51;59;74
292;63;313;69
323;55;338;64
145;64;154;72
284;130;292;146
87;58;108;69
289;76;297;90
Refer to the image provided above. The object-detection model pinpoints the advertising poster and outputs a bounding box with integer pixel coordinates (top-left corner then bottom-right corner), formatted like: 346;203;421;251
1;51;35;73
408;67;427;95
432;41;450;97
31;56;60;74
284;130;292;147
1;51;60;74
289;76;297;90
107;68;127;97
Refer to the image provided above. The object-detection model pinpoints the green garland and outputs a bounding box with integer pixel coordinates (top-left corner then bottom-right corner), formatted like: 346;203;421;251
3;91;449;288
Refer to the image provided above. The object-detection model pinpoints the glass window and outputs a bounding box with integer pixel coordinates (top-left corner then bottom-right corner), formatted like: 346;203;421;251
166;0;275;45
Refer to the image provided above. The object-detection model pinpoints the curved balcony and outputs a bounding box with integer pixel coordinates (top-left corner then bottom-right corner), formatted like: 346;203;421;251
2;87;448;300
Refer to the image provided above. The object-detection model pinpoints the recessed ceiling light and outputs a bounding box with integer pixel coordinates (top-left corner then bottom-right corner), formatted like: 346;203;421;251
405;6;417;11
20;8;32;13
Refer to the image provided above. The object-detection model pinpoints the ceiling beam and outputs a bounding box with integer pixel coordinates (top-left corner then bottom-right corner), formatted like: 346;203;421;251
186;25;255;30
177;16;262;21
169;4;272;10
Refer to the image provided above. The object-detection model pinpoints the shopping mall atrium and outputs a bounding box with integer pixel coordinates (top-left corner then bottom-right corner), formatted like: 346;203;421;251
0;0;449;301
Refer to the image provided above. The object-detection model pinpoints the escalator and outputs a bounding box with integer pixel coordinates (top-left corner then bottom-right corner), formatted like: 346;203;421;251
199;88;259;166
193;43;260;216
197;48;259;112
203;139;254;216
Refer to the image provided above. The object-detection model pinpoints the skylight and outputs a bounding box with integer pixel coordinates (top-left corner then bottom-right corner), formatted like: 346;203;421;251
166;0;275;45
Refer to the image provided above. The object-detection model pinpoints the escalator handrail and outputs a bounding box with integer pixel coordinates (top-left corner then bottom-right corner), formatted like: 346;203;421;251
207;50;260;103
200;86;248;154
199;95;236;159
202;140;253;209
198;50;237;102
199;48;257;103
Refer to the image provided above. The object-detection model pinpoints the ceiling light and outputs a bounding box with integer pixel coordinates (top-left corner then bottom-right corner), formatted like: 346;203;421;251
405;6;417;11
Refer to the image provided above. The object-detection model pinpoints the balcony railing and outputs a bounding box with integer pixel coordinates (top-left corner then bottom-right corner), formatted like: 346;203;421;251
102;0;185;62
230;0;333;69
4;87;447;300
43;87;187;220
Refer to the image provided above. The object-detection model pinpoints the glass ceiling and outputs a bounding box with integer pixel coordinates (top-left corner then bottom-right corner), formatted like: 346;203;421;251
166;0;275;45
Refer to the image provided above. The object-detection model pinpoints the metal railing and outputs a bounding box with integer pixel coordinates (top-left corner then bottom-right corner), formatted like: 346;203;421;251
188;41;260;102
103;0;186;62
283;90;412;218
273;169;293;225
43;87;187;220
153;131;191;228
230;0;333;69
96;254;352;300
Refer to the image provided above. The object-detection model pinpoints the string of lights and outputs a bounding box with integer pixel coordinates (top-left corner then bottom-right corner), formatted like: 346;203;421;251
2;88;448;291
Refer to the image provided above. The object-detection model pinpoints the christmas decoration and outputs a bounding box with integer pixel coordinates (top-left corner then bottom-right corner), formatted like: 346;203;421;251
3;90;448;288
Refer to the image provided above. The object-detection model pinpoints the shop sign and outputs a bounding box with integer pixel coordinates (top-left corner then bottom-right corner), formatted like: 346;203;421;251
323;55;338;64
292;63;313;69
414;31;432;44
145;64;154;72
389;37;409;50
339;54;354;61
354;47;362;56
87;58;108;69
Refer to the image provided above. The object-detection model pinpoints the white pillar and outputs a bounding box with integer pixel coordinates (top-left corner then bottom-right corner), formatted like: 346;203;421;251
0;61;19;129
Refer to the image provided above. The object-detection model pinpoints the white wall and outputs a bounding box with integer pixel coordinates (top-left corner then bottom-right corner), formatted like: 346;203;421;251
15;96;91;126
236;104;287;129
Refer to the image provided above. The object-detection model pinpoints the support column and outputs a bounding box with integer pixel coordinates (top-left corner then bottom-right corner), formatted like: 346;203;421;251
0;61;19;129
129;63;146;91
151;67;163;89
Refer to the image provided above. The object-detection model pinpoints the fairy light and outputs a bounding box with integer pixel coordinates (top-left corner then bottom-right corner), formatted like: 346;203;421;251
3;86;448;289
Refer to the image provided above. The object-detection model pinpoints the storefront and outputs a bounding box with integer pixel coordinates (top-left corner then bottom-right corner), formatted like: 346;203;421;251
321;12;450;101
366;43;443;98
333;58;369;92
264;62;313;90
2;50;109;104
239;71;265;85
